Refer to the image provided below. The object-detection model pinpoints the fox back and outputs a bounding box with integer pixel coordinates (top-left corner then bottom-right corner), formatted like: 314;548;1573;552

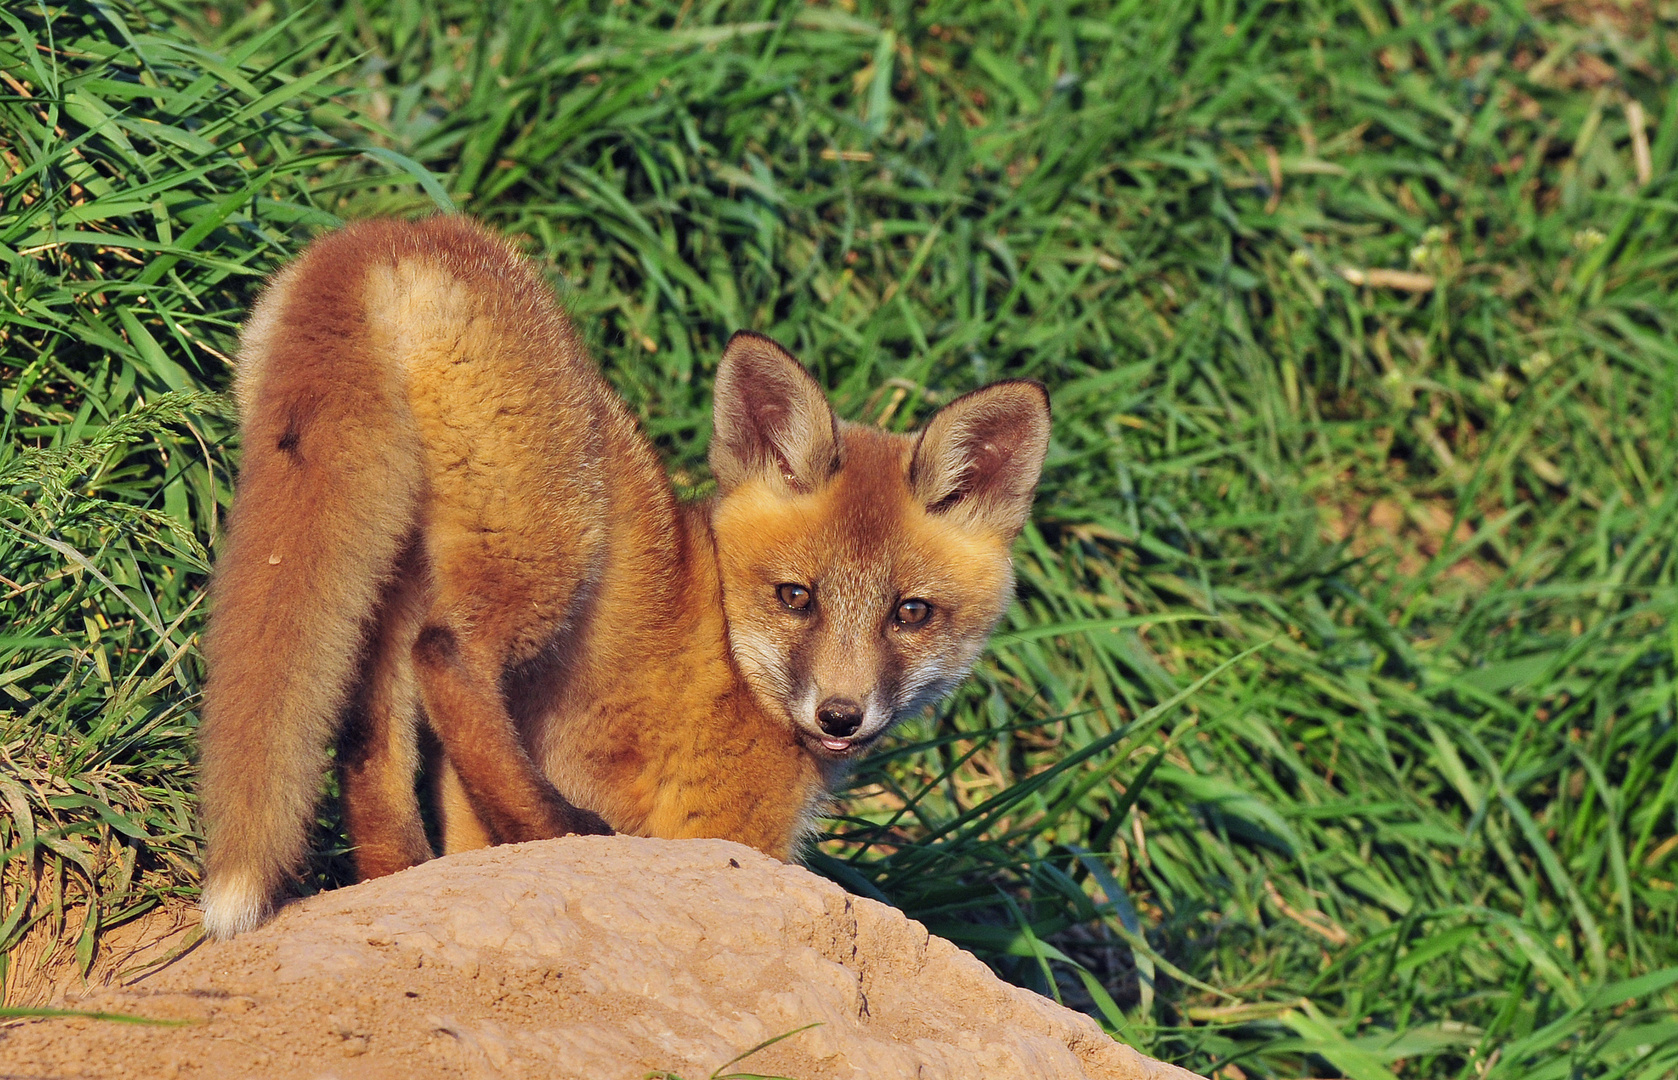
197;217;1050;938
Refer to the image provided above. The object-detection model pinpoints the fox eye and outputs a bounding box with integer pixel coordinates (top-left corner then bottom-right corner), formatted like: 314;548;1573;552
894;598;932;627
777;583;813;611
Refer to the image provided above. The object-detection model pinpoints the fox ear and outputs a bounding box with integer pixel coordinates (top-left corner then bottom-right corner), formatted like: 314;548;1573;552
910;381;1050;536
710;332;841;495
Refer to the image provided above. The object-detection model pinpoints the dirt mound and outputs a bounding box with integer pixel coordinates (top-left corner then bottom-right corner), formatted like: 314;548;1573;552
0;837;1200;1080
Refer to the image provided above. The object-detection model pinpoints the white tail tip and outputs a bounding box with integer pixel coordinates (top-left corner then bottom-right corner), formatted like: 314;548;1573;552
200;871;273;940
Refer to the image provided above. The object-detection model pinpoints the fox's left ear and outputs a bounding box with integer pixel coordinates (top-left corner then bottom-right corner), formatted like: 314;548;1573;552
710;331;841;495
910;380;1051;536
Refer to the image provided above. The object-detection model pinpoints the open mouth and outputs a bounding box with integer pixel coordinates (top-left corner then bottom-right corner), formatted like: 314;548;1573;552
801;729;874;757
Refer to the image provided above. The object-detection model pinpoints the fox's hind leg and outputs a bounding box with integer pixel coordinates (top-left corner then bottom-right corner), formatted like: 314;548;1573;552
337;539;433;880
198;230;426;938
412;624;612;843
433;756;494;854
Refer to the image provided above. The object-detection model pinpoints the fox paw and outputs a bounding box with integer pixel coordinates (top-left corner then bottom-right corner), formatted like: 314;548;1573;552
565;807;614;837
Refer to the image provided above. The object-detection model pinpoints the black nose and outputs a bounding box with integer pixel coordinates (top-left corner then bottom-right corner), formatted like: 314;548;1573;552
816;698;863;737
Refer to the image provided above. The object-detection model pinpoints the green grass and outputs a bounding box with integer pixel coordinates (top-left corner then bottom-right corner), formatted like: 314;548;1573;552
3;0;1675;1077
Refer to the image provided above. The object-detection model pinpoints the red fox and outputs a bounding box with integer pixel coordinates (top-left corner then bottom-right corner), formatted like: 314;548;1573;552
197;217;1049;939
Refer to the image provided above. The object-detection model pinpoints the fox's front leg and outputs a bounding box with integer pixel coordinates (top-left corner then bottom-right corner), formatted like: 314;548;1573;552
412;624;612;842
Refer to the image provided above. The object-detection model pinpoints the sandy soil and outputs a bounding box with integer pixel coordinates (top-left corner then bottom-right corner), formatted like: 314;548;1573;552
0;837;1201;1080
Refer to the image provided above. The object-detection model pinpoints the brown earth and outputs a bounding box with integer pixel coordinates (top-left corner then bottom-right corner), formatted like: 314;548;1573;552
1;901;200;1012
0;837;1202;1080
1321;492;1490;588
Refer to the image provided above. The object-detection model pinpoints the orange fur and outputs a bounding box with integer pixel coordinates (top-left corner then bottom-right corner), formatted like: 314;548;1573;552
198;217;1050;938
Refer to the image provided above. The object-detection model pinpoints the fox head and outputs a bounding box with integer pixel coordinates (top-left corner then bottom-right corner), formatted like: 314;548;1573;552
708;332;1050;766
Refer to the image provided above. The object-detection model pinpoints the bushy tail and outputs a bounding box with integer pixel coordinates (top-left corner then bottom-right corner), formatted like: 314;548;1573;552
198;225;424;938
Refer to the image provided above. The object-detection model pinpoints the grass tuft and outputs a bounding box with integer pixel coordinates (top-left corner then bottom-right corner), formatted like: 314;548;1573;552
0;0;439;997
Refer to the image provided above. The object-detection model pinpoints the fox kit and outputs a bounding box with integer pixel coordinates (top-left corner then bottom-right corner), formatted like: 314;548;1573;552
197;216;1049;938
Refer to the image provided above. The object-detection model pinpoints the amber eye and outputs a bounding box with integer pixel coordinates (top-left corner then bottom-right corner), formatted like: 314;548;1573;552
777;583;813;611
894;598;932;627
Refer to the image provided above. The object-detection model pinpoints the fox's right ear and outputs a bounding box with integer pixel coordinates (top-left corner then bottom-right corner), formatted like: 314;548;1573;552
710;332;840;495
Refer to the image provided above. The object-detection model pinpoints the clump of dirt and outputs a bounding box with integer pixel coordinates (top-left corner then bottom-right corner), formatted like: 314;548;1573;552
2;901;199;1010
0;837;1201;1080
1321;492;1493;588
